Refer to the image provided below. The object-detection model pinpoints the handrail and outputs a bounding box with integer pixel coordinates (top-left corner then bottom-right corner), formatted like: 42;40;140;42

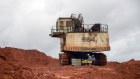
51;24;108;34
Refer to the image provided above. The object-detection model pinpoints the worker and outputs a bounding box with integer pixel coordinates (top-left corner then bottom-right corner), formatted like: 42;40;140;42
91;55;95;65
87;54;92;65
87;54;92;60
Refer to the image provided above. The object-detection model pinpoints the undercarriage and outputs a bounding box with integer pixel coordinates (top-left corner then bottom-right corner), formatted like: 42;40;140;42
59;52;107;66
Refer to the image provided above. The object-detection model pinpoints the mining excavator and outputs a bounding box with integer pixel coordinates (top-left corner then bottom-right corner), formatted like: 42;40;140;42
50;14;110;66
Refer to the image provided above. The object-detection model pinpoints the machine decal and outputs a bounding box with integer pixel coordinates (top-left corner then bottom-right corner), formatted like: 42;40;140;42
82;37;95;42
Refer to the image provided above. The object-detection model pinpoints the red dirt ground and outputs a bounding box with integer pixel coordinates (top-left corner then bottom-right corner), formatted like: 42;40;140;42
0;47;140;79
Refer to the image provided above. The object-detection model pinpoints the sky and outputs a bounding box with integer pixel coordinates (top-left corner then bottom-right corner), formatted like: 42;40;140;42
0;0;140;62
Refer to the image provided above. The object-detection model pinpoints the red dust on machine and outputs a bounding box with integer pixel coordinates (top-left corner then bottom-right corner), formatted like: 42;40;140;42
50;14;110;66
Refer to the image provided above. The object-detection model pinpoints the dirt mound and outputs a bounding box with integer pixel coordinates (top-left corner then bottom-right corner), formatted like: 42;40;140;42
0;47;58;79
0;47;140;79
0;47;58;65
